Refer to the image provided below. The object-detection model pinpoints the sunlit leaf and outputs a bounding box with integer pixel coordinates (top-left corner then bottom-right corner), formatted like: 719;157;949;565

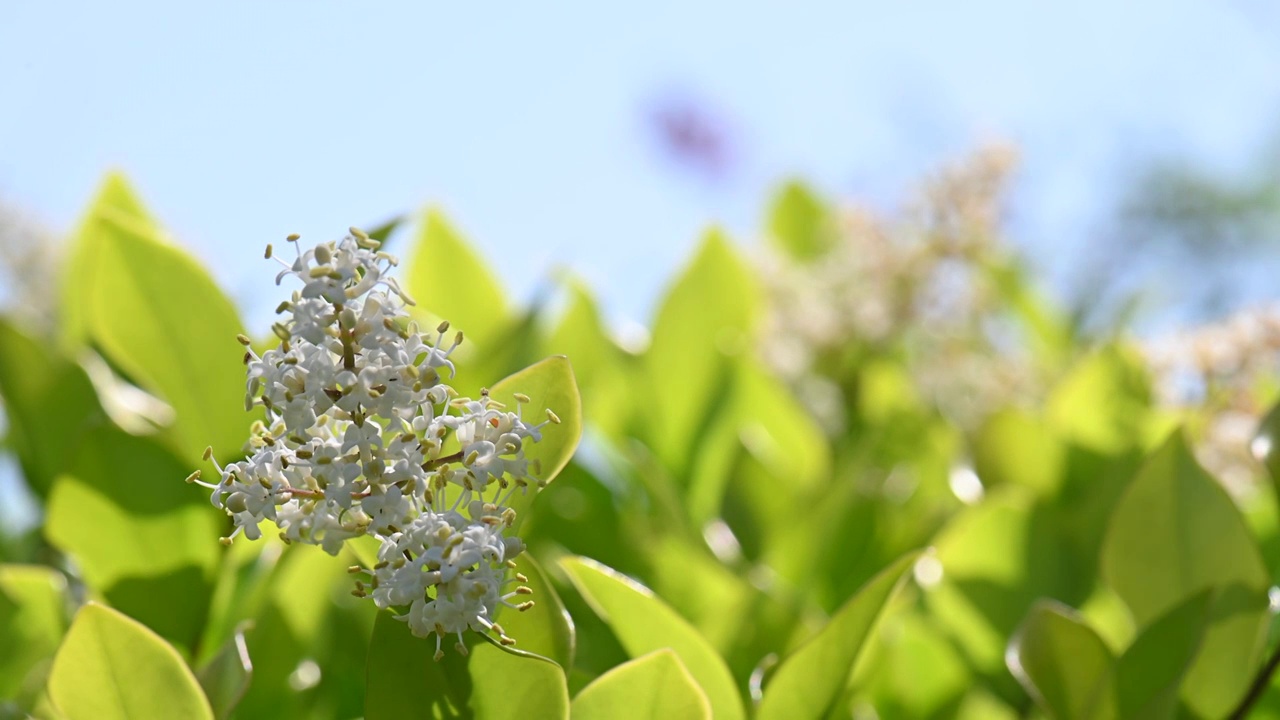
570;649;711;720
972;409;1064;496
542;276;633;439
766;180;834;260
559;556;744;720
925;490;1071;693
0;318;103;499
406;209;510;350
47;603;214;720
1101;431;1270;717
365;611;570;720
1008;600;1114;720
1046;345;1153;454
1110;590;1214;720
757;552;918;720
687;358;829;525
61;173;248;463
644;228;758;473
44;427;221;651
497;553;575;672
0;564;67;702
488;356;583;529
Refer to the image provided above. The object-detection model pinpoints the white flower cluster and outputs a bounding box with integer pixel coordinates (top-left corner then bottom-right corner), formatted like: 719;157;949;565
188;228;556;658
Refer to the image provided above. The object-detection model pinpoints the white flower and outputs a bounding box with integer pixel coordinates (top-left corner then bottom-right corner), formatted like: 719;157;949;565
191;228;553;656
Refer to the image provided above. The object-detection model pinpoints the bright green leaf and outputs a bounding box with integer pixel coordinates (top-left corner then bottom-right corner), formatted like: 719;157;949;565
757;552;918;720
60;172;157;350
62;173;248;463
559;556;744;720
0;564;67;702
1046;345;1153;454
1007;600;1114;720
926;491;1070;686
972;409;1064;496
365;611;570;720
1254;399;1280;505
1101;430;1270;717
570;649;711;720
44;427;221;651
497;553;575;671
47;602;214;720
644;228;758;473
0;318;103;500
1110;590;1214;720
688;358;830;525
766;180;834;260
406;209;510;350
488;356;583;528
542;276;633;439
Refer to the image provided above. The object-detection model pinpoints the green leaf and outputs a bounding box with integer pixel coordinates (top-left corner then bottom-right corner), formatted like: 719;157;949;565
497;553;575;671
570;649;712;720
1111;590;1214;720
688;358;830;526
60;172;158;350
47;602;214;720
972;409;1064;496
0;564;67;702
406;208;510;350
365;611;570;720
62;173;248;463
757;552;918;720
1254;399;1280;505
559;556;744;720
0;318;103;499
766;180;834;260
1007;600;1114;720
542;276;633;439
1101;430;1270;717
925;491;1070;689
644;228;758;473
1046;345;1153;454
44;427;221;651
488;356;583;528
196;627;252;720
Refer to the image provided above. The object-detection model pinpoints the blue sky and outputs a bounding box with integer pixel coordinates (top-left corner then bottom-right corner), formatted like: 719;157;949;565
2;1;1280;331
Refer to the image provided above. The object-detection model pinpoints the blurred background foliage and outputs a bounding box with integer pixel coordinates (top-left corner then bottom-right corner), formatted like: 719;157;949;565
4;138;1280;718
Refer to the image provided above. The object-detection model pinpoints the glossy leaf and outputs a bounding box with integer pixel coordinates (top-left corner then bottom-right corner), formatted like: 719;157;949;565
1007;600;1114;720
406;208;510;349
1101;431;1270;717
0;564;67;702
61;173;247;462
497;553;575;671
559;556;744;720
47;602;214;720
757;552;918;720
0;319;103;499
44;427;221;651
365;611;570;720
488;356;583;529
570;649;711;720
644;228;758;472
